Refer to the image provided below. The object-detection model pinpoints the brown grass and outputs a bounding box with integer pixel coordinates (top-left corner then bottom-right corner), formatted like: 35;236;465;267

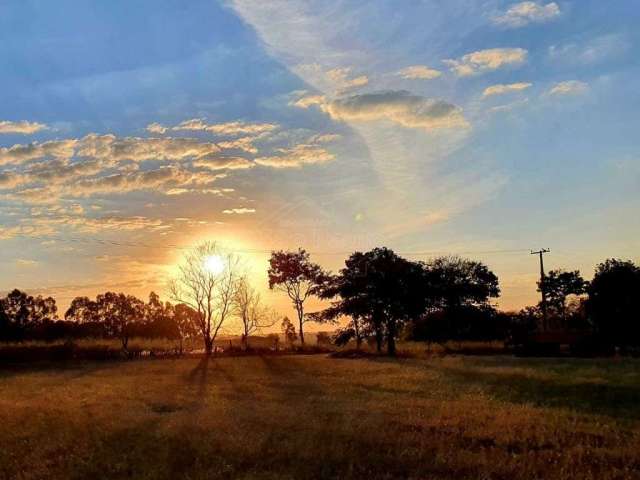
1;354;639;479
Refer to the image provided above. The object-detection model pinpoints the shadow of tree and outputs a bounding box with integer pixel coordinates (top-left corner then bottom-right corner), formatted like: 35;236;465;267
438;365;640;421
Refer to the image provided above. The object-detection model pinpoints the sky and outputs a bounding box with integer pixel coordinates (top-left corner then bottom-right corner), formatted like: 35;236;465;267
1;0;639;317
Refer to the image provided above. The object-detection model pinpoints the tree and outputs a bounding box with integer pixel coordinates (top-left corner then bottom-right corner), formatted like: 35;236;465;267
318;248;427;356
423;256;500;311
587;259;640;348
172;303;199;354
538;269;587;325
419;256;500;342
170;242;240;355
66;293;144;350
95;292;145;350
233;276;276;349
0;289;57;341
268;249;328;345
281;316;297;346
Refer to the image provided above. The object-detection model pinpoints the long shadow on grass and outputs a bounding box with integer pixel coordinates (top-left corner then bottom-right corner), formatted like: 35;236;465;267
0;360;119;380
436;364;640;422
185;356;210;408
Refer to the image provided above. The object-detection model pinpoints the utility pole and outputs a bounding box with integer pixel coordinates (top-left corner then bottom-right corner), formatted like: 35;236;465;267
531;249;550;332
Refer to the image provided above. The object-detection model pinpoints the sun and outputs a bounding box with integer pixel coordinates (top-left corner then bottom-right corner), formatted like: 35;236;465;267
203;254;225;275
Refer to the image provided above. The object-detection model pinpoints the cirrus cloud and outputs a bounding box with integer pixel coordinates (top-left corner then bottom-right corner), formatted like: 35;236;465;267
483;82;532;97
547;80;589;96
0;120;48;135
255;144;335;169
317;90;468;131
222;207;256;215
493;2;561;28
444;48;527;77
396;65;442;80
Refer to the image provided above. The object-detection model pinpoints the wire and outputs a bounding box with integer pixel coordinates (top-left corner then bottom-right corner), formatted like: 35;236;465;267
2;232;533;257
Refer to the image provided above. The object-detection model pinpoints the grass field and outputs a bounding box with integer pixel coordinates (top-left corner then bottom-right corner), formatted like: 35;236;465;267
1;354;639;479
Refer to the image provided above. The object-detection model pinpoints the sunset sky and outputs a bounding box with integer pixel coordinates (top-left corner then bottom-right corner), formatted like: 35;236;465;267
1;1;638;316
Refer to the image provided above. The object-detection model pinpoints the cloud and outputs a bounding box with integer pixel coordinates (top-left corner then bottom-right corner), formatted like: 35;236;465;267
0;120;48;135
548;34;630;66
68;167;220;196
493;2;560;28
216;137;259;154
0;172;27;190
488;98;530;113
146;122;167;134
483;82;532;97
319;91;468;130
291;94;326;109
193;155;255;170
309;133;341;143
325;67;369;93
222;208;256;215
0;134;223;167
255;144;335;168
15;258;39;267
171;119;277;136
444;48;527;77
0;139;77;166
547;80;589;96
396;65;442;80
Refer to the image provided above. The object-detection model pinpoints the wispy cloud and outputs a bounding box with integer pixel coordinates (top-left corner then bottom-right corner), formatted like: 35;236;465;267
548;34;630;66
0;120;48;135
492;2;561;28
255;144;334;169
444;48;527;77
483;82;532;97
146;122;167;134
396;65;441;80
326;67;369;93
547;80;589;96
222;207;256;215
163;119;277;136
316;91;468;131
193;155;254;170
15;258;39;267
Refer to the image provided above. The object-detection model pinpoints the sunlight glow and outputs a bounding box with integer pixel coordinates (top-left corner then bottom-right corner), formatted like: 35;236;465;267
204;254;225;275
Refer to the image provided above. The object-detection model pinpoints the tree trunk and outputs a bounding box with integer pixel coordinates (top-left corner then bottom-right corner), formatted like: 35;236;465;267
297;304;305;345
375;328;383;352
204;336;213;356
387;320;397;357
387;335;396;356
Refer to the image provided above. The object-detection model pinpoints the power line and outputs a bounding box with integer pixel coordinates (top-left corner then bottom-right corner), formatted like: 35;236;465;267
2;232;532;257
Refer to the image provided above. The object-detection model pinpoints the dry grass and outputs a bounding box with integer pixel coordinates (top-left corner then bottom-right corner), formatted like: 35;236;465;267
1;354;639;479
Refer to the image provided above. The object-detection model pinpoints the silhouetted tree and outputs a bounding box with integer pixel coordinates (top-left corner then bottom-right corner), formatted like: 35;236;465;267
0;289;57;341
172;303;199;354
424;256;500;311
281;316;297;346
538;269;587;326
95;292;145;350
417;256;500;342
66;293;144;350
233;277;276;349
319;248;427;356
587;259;640;348
268;249;328;345
170;242;240;355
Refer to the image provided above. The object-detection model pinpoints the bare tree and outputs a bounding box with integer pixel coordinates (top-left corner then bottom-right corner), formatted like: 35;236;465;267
170;242;240;355
233;276;277;349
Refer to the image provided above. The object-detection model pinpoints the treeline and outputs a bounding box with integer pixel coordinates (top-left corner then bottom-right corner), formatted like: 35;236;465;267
2;243;639;357
269;248;640;355
0;290;198;350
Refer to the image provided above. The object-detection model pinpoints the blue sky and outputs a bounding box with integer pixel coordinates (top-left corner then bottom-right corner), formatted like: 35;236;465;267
1;0;638;312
